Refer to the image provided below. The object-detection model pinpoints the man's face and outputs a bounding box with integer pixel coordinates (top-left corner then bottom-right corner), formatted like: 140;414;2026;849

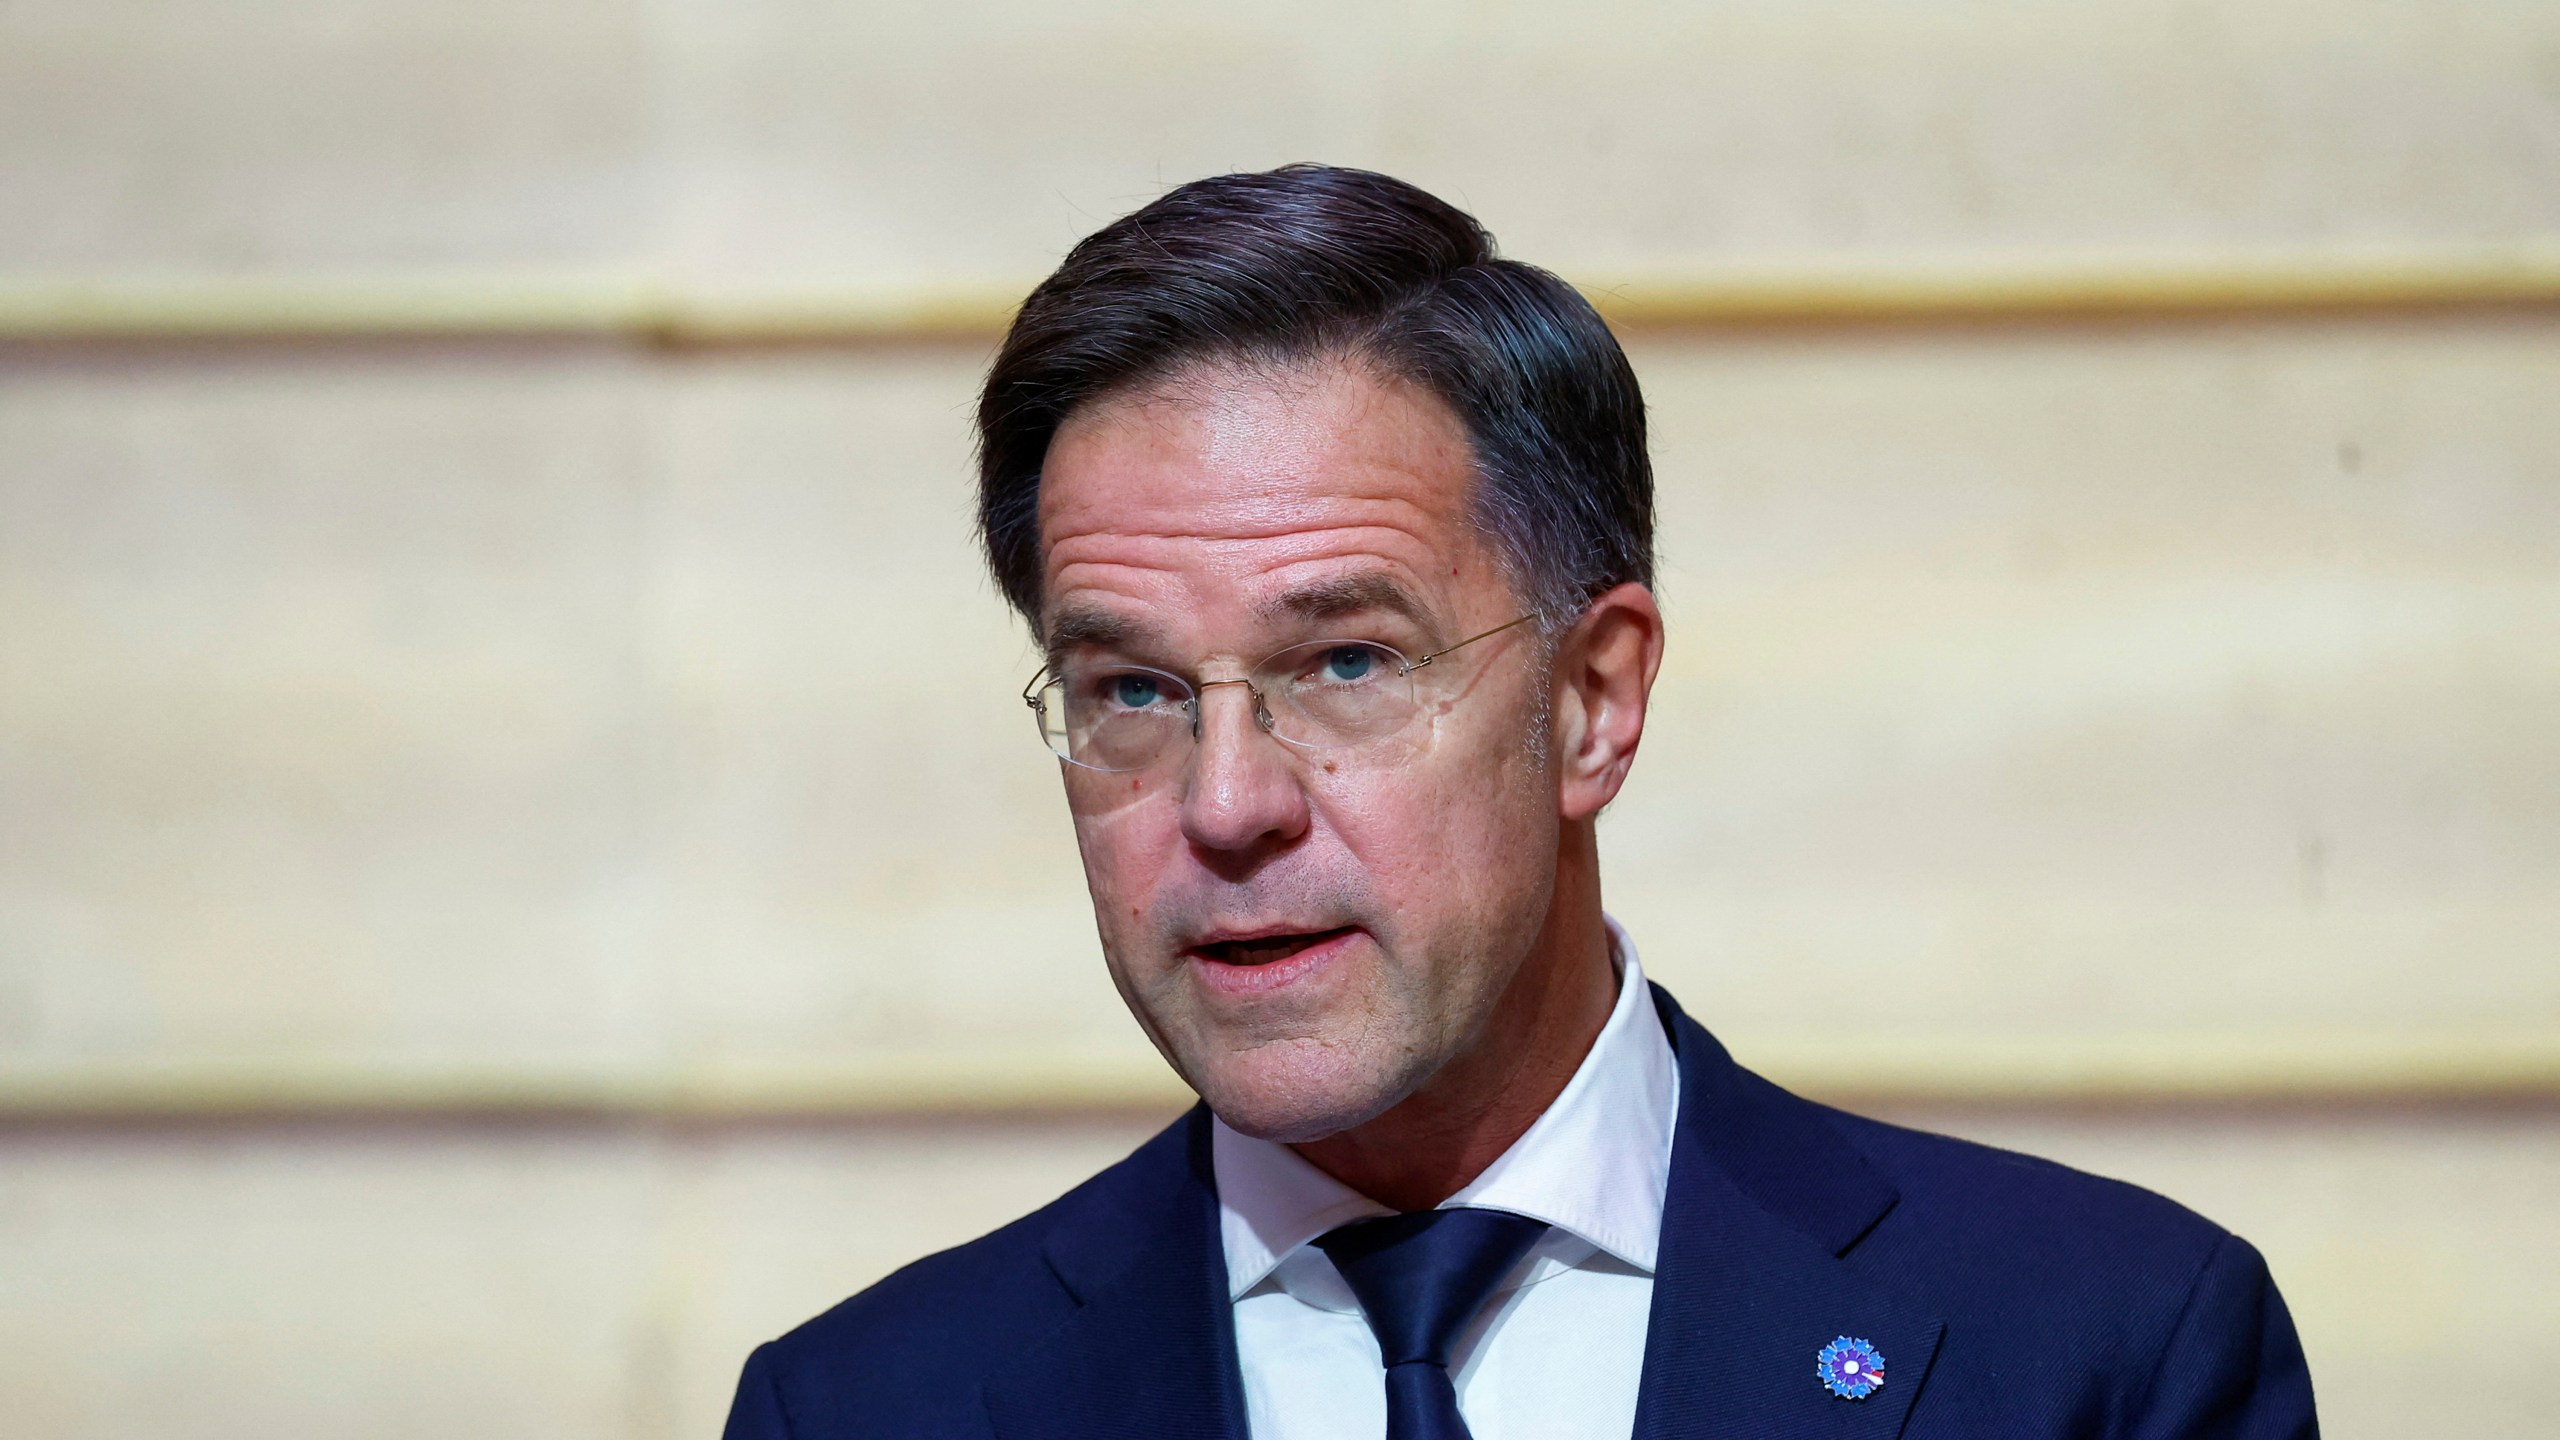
1037;358;1561;1143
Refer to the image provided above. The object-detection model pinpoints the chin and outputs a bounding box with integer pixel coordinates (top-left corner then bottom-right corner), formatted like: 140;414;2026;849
1180;1035;1421;1146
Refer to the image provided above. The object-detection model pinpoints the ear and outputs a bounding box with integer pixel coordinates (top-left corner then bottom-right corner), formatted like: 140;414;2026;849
1551;583;1665;822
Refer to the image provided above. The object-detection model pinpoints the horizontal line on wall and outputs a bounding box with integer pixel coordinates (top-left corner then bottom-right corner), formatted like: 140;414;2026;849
4;1033;2554;1124
2;246;2557;346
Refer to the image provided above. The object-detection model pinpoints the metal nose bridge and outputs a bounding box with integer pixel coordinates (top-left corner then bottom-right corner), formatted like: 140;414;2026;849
1188;676;1275;740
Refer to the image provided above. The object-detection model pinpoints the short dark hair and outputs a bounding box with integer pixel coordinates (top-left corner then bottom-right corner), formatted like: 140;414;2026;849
975;164;1653;631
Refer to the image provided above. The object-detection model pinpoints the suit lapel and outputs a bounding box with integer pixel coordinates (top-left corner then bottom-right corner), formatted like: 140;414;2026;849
983;992;1946;1439
984;1108;1249;1440
1634;990;1945;1439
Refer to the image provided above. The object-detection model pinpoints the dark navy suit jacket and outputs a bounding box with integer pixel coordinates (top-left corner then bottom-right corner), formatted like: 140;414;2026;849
725;987;2318;1438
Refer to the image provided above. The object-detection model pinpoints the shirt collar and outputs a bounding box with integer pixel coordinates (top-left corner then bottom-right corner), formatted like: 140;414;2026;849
1212;917;1679;1300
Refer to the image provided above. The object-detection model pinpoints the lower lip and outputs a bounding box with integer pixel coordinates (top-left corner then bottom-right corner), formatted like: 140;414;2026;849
1186;928;1364;999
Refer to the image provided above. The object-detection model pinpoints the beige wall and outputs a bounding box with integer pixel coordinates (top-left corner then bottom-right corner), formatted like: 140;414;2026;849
2;3;2555;1436
10;1;2559;278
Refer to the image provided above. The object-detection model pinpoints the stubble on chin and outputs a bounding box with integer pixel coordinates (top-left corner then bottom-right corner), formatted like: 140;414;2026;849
1157;937;1479;1144
1184;1025;1436;1145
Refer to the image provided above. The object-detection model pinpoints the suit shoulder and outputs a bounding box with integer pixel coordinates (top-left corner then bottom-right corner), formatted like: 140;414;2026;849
778;1199;1060;1355
1774;1098;2316;1433
1825;1103;2228;1254
1805;1097;2247;1352
746;1114;1195;1433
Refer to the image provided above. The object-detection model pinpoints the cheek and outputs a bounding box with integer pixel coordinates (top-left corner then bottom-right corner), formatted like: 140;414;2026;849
1319;754;1547;912
1411;700;1556;879
1068;781;1182;914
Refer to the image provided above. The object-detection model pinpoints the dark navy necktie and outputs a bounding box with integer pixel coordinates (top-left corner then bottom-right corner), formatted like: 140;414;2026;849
1314;1207;1551;1440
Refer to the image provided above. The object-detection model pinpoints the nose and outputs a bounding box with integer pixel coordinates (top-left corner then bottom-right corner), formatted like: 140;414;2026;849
1178;679;1311;873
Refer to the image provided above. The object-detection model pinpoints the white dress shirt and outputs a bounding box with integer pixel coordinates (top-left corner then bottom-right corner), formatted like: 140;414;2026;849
1212;918;1679;1440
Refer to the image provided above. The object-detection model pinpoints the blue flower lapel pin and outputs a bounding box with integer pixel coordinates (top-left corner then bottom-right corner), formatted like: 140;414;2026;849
1817;1336;1886;1400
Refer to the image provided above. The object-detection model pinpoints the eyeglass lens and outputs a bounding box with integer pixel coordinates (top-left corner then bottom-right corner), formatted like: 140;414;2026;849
1038;638;1416;771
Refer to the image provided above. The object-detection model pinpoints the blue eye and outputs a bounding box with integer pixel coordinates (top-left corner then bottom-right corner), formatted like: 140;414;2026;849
1109;674;1164;709
1321;646;1377;682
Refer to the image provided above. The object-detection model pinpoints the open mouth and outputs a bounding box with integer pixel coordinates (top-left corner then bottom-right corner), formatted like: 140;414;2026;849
1189;926;1358;967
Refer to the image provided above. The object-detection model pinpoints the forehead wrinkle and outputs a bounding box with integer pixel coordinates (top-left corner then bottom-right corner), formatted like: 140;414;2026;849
1042;493;1449;548
1043;519;1455;591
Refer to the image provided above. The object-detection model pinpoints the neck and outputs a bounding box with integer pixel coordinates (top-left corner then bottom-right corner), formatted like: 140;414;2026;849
1290;821;1619;1211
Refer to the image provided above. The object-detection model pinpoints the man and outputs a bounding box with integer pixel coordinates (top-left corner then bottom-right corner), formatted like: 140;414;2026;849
724;165;2317;1439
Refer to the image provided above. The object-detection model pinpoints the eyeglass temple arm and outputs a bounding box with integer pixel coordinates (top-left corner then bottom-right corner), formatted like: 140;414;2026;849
1402;611;1542;672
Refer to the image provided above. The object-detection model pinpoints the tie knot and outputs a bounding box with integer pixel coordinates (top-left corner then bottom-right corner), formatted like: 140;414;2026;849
1314;1208;1551;1369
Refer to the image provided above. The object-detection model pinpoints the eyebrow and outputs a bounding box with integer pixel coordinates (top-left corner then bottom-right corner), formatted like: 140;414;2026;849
1042;607;1156;669
1041;571;1437;670
1255;571;1436;633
